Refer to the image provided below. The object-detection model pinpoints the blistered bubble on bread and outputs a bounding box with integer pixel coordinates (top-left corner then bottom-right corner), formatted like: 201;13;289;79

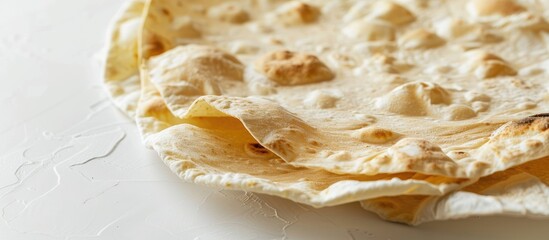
516;99;538;110
368;2;415;25
228;40;260;55
375;82;451;116
171;16;202;38
386;138;456;173
472;101;490;112
207;3;250;24
468;0;525;17
465;51;516;79
303;89;343;109
464;91;491;103
476;61;517;79
470;51;505;62
467;0;549;32
254;50;334;86
357;54;414;74
326;52;359;70
435;18;484;42
248;22;275;34
371;54;397;65
148;45;244;98
444;104;477;121
274;1;321;26
398;29;445;49
342;20;396;42
353;127;399;144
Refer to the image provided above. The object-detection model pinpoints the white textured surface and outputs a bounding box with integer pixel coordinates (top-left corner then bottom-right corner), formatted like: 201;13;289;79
1;0;549;239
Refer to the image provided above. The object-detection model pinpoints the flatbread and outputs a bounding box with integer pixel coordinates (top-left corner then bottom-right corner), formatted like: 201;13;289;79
136;59;468;207
103;0;147;117
103;0;549;224
361;156;549;225
138;0;549;179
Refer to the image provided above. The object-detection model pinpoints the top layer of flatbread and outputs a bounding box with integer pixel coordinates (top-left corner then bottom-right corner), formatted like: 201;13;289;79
138;0;549;178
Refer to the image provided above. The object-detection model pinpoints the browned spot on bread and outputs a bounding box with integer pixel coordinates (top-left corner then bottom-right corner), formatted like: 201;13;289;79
291;2;319;23
354;127;398;144
161;8;171;17
399;29;445;49
245;143;275;158
255;50;334;86
516;113;549;127
142;32;170;58
470;0;525;16
467;51;516;79
516;117;537;125
208;3;250;24
276;1;321;25
479;61;517;79
387;138;458;175
474;52;504;62
369;2;416;25
495;114;549;138
309;140;322;147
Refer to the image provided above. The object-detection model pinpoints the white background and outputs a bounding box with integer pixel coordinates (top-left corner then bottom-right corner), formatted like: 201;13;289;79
1;0;549;239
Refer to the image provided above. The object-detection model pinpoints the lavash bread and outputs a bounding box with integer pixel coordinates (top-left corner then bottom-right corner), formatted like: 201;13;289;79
139;0;549;178
137;59;468;206
103;0;549;224
362;155;549;225
103;0;146;117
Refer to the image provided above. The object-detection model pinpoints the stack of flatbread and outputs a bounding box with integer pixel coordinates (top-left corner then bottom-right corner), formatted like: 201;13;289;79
103;0;549;224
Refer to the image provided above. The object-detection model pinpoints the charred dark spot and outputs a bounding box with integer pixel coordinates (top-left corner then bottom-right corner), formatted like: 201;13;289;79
529;113;549;118
245;143;273;157
515;117;536;125
249;143;269;154
513;114;549;131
